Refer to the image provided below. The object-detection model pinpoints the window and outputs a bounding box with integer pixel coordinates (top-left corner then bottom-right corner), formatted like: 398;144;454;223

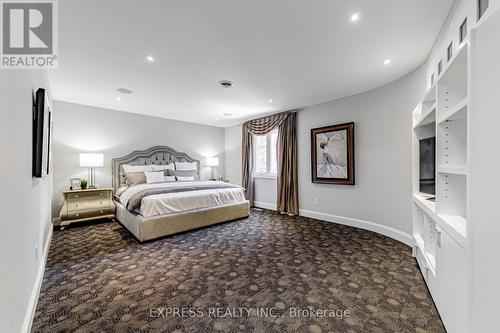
438;60;443;75
478;0;489;21
447;42;453;62
459;18;467;44
254;129;278;176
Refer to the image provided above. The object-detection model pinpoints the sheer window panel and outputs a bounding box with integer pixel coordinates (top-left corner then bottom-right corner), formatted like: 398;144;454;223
254;129;278;177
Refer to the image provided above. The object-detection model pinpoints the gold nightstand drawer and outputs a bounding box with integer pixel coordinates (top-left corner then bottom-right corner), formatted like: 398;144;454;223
67;200;109;213
66;190;109;200
68;208;112;220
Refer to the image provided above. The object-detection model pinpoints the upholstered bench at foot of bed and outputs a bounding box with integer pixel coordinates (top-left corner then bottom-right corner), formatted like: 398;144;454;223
115;200;250;242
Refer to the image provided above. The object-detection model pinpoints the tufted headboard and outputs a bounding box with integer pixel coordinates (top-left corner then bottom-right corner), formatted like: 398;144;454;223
111;146;200;192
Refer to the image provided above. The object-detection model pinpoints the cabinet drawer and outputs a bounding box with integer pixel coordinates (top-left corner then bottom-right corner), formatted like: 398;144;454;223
66;191;109;200
67;208;112;220
67;199;109;213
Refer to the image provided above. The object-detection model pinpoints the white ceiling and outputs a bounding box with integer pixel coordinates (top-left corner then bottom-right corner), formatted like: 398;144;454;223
50;0;454;127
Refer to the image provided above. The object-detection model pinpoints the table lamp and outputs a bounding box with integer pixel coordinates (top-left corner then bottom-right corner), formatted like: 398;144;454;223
79;153;104;188
206;157;219;180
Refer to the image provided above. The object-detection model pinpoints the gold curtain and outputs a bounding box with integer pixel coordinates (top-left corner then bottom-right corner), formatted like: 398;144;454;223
241;111;298;215
277;112;298;215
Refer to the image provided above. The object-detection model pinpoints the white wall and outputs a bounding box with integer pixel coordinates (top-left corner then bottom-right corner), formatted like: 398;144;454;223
226;65;426;244
254;178;278;210
224;125;242;186
0;70;53;333
298;66;425;242
52;101;226;217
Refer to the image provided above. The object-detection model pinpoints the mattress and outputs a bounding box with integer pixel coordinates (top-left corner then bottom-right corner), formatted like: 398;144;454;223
117;181;246;218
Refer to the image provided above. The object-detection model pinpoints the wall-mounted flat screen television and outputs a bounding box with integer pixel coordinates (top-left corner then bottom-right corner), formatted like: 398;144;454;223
32;88;51;178
419;137;436;195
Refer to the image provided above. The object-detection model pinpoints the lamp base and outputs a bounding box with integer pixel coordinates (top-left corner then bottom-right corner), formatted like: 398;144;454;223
88;167;97;189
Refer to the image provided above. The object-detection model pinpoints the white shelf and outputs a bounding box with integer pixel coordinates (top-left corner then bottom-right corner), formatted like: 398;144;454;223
438;98;467;124
437;165;467;175
439;42;468;84
414;103;436;128
437;214;466;249
437;115;467;167
413;193;436;215
413;194;466;250
423;83;437;103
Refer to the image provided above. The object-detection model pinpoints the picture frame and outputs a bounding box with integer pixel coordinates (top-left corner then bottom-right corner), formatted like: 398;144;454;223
70;177;81;190
311;122;355;185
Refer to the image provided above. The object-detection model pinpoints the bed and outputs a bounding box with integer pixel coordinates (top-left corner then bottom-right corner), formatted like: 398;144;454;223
112;146;250;242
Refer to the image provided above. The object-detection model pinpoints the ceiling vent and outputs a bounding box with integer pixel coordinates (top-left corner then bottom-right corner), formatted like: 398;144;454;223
218;80;234;88
117;88;133;94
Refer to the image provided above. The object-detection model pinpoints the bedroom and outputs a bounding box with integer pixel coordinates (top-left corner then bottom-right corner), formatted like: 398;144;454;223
1;0;499;332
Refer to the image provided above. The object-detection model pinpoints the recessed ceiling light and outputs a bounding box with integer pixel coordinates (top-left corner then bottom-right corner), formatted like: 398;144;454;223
116;97;121;101
218;80;234;88
268;99;273;103
349;12;361;22
144;55;155;62
215;117;219;121
117;88;133;94
383;59;392;65
223;113;233;117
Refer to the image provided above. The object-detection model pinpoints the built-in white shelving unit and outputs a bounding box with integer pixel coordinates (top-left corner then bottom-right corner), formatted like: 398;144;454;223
412;29;470;333
415;2;500;332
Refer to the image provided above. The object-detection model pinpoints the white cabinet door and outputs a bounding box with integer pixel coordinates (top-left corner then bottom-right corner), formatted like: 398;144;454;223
431;230;467;333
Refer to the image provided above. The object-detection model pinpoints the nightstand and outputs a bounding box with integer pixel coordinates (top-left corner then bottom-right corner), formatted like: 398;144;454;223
59;188;115;228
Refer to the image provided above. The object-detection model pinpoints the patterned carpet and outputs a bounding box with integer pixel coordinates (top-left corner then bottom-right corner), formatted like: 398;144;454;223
32;209;445;333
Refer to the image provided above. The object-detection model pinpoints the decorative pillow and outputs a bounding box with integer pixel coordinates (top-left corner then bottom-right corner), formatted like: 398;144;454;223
122;164;154;172
175;161;197;171
164;176;176;182
176;176;195;181
144;171;166;184
123;172;147;186
151;163;175;171
174;170;198;178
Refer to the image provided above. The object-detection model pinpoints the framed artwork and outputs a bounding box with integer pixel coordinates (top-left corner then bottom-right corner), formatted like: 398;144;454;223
70;178;81;190
311;122;355;185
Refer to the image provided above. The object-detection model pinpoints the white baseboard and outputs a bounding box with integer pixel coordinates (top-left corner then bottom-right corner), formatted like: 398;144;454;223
254;201;277;211
253;201;412;247
21;227;53;333
299;209;413;246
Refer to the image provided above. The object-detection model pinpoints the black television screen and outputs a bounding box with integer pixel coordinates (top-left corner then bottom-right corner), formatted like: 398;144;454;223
419;137;436;195
33;88;49;178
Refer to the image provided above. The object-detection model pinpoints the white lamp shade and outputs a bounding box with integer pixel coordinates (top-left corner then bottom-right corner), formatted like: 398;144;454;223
206;157;219;167
79;153;104;167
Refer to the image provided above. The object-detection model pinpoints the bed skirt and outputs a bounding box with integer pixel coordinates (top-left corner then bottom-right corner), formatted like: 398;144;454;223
115;200;250;242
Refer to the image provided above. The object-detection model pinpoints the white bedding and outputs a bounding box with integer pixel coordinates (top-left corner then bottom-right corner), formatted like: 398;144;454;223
117;181;246;217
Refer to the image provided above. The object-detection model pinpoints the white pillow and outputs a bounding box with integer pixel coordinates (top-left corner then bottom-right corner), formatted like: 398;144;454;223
176;176;195;181
151;163;175;171
175;161;197;171
123;164;153;172
145;171;166;184
164;176;176;182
